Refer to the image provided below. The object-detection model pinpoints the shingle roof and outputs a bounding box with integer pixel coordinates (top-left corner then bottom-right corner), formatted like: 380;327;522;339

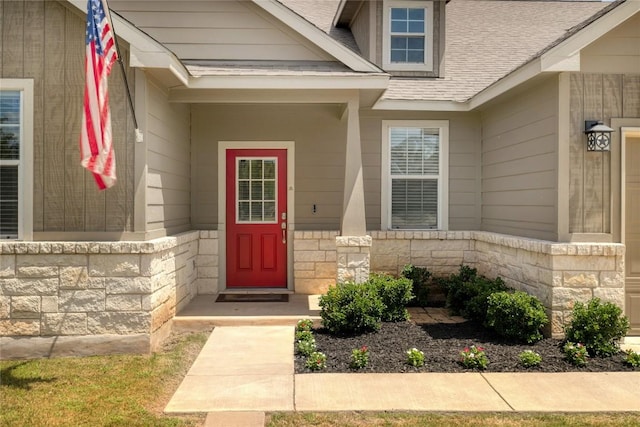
279;0;617;103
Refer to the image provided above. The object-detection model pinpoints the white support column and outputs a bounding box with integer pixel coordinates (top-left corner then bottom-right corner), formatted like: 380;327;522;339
341;98;367;236
337;97;371;284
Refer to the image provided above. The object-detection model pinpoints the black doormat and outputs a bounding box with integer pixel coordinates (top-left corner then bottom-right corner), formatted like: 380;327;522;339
215;293;289;303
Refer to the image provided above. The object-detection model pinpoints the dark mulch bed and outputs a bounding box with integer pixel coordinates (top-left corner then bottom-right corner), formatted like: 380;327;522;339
295;321;636;373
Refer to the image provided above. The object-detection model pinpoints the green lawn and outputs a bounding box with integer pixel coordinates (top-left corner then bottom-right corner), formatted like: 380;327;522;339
0;333;209;427
266;412;640;427
2;332;639;427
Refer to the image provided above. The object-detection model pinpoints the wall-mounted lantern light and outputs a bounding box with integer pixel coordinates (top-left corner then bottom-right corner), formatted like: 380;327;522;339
585;120;614;152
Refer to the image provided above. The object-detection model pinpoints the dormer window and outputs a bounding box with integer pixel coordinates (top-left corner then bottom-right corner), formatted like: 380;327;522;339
383;0;433;72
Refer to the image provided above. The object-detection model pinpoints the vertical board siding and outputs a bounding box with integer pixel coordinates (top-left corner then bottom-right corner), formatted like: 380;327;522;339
581;13;640;74
569;72;640;234
107;0;331;61
146;80;191;234
481;77;559;241
1;1;134;234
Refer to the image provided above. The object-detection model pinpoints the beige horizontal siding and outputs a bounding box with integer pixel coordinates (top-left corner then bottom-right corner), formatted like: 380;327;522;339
481;76;559;241
146;80;191;235
108;0;332;61
581;13;640;73
191;104;347;231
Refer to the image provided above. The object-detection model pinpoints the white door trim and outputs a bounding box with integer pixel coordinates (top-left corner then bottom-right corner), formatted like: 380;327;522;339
217;141;296;292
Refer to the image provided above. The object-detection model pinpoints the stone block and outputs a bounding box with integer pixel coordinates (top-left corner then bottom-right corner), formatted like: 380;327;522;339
0;255;15;278
600;271;624;288
325;250;337;262
593;288;625;308
294;262;315;271
195;255;217;267
198;267;219;279
151;300;175;332
294;251;326;262
371;239;410;256
60;267;89;289
17;266;58;278
315;262;337;278
11;296;41;318
87;312;151;334
41;296;58;313
294;269;316;279
105;277;152;294
0;296;9;318
2;278;59;296
0;319;40;336
550;310;565;338
562;272;598;288
431;250;464;259
106;295;142;311
552;288;593;310
59;290;106;312
42;313;88;335
370;254;400;272
90;255;140;277
552;255;615;271
318;240;336;251
294;240;319;251
17;254;85;267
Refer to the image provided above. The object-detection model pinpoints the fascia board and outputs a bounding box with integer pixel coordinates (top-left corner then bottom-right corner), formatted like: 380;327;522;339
332;0;349;27
540;1;640;72
185;74;389;90
252;0;382;73
372;99;469;112
168;89;364;104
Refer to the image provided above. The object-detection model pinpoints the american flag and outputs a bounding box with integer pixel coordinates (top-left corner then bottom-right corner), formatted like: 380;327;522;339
80;0;118;190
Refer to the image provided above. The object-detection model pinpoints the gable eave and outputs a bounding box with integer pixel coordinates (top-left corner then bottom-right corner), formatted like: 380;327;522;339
469;0;638;110
254;0;382;73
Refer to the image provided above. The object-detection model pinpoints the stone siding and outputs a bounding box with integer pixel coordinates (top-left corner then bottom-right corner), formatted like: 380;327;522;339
293;231;339;294
367;230;624;337
195;231;219;294
0;231;200;358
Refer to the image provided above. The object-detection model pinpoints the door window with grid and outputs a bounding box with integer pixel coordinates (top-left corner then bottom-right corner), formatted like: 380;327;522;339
236;158;277;223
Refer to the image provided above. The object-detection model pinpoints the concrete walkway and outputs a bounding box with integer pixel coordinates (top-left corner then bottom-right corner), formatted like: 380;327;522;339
165;325;640;426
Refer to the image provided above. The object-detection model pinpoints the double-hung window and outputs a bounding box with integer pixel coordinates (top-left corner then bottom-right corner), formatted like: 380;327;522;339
0;80;33;240
382;121;448;230
383;0;433;71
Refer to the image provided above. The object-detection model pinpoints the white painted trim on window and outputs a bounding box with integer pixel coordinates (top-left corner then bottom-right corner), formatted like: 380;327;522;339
382;0;434;72
0;79;33;241
217;141;295;292
381;120;448;230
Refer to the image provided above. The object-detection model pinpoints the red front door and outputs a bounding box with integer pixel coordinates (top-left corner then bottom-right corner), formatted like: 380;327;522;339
226;149;287;288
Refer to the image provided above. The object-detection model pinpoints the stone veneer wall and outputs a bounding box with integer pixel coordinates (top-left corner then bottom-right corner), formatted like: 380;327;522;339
196;231;219;294
293;231;339;294
0;231;200;359
368;230;624;337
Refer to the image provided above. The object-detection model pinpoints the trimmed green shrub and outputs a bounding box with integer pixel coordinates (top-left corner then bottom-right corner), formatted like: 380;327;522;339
369;273;414;322
485;291;548;344
445;264;509;322
401;264;431;307
444;265;480;315
319;281;384;336
564;298;630;357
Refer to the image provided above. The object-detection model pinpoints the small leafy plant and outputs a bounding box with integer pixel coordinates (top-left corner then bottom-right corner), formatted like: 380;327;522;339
563;342;588;367
459;345;489;370
305;352;327;371
518;350;542;368
624;349;640;368
369;273;414;322
350;345;370;370
406;348;425;367
296;338;317;357
296;319;314;332
295;330;314;343
564;298;629;357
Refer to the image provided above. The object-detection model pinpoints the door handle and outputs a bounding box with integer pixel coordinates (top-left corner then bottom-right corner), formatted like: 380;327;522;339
281;221;287;244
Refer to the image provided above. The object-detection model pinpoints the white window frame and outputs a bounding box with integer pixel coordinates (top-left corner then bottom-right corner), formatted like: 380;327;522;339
381;120;448;230
382;0;434;72
0;79;33;240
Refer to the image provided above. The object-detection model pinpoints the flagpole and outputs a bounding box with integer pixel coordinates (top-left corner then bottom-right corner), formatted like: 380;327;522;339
101;0;143;143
